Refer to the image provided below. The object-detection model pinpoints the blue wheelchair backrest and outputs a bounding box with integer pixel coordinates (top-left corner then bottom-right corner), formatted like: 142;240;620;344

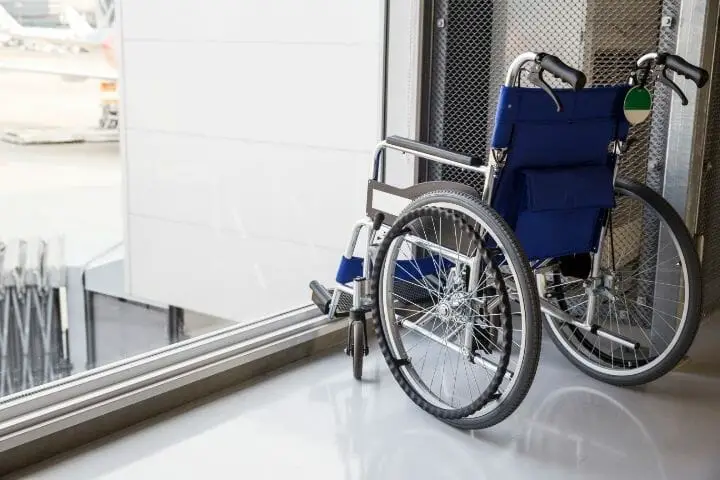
489;85;631;261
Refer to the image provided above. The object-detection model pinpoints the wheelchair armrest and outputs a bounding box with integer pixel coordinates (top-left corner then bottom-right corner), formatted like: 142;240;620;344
386;136;482;167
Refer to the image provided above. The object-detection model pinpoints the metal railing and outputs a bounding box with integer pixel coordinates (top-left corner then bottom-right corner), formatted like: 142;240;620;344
0;238;70;397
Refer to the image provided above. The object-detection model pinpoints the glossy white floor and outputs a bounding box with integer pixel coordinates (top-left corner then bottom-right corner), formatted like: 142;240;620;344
18;319;720;480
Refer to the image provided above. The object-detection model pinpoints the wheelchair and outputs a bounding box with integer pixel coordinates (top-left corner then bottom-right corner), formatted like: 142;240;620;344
309;51;708;430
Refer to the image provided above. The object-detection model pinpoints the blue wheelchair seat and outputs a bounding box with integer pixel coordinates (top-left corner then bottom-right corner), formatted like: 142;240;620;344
489;85;631;261
336;255;453;285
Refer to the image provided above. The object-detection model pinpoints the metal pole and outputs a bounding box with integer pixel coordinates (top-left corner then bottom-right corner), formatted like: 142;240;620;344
651;0;713;350
168;306;185;344
84;288;97;370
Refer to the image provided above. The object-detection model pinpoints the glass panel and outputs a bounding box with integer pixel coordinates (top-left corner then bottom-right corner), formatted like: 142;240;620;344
0;0;386;403
0;2;234;398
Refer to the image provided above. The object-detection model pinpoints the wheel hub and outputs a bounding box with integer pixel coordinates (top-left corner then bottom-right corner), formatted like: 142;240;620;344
437;293;471;323
449;292;466;307
590;270;622;301
438;302;452;319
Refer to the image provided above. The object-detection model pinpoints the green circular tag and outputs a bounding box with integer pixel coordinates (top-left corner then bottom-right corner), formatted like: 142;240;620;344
623;86;653;125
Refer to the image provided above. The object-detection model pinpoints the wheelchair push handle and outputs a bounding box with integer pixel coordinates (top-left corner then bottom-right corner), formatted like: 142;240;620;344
635;52;709;106
660;54;709;88
537;53;587;91
506;52;586;112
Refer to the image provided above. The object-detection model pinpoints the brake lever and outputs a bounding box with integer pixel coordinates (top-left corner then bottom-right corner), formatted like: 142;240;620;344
529;67;563;112
633;63;652;88
657;66;688;106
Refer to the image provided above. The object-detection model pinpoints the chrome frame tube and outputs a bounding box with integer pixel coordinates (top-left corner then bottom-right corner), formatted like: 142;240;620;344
363;225;375;280
371;141;388;182
343;219;373;259
402;234;474;266
401;318;513;380
332;217;376;315
464;254;482;356
594;328;639;350
504;52;538;87
482;159;497;204
371;141;489;183
462;320;475;359
539;298;638;350
352;278;367;309
584;224;606;327
636;52;659;68
335;284;353;295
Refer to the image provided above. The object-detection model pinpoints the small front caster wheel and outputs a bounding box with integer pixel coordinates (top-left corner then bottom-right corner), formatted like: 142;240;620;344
351;320;365;380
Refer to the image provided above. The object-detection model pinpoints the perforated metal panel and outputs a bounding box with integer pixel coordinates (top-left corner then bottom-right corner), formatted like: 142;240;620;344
422;0;686;305
424;0;678;192
425;0;494;190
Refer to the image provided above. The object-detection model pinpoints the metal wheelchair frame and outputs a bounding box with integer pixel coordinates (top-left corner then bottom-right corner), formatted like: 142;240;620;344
310;49;706;386
323;52;632;342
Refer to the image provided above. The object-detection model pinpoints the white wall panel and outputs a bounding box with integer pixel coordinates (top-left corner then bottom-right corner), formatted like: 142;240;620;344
121;41;380;150
120;0;382;45
125;130;370;251
127;215;343;322
383;0;422;188
120;0;420;322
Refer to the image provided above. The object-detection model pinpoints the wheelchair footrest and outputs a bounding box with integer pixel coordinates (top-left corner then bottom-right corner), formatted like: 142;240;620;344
309;281;353;318
309;280;332;315
333;290;353;317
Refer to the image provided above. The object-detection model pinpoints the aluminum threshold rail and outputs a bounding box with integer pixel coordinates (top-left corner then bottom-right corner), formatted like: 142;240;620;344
0;305;329;453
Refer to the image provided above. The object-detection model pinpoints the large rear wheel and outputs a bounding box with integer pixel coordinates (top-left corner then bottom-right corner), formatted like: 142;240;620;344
370;190;542;429
543;178;702;386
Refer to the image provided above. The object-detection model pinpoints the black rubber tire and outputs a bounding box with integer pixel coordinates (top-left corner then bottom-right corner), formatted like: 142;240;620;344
371;190;542;429
352;320;365;381
544;177;703;387
373;206;513;419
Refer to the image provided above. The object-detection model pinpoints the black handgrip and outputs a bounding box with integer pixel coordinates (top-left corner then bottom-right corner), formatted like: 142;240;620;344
661;54;709;88
537;54;587;91
386;135;482;167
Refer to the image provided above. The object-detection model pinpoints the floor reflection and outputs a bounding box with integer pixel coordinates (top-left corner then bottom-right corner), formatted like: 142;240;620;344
23;333;720;480
520;385;666;479
307;340;720;480
308;362;496;480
